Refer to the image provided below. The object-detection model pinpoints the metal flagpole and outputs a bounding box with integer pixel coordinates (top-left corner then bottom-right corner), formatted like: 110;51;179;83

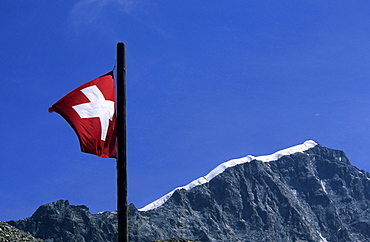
116;42;128;242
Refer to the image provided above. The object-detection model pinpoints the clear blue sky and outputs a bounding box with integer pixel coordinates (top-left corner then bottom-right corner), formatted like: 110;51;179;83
2;0;370;221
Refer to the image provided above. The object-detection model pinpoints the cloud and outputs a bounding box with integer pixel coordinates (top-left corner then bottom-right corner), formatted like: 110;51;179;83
69;0;138;31
68;0;171;40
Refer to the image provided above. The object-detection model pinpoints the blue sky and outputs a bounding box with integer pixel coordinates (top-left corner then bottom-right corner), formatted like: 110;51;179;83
2;0;370;221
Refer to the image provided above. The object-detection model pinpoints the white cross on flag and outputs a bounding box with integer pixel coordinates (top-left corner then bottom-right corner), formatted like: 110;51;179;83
49;72;117;158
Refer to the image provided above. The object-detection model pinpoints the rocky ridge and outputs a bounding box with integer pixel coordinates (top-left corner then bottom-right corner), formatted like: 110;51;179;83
8;141;370;241
0;221;43;241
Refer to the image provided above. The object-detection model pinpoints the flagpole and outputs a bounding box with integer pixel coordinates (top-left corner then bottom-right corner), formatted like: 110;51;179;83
116;42;128;242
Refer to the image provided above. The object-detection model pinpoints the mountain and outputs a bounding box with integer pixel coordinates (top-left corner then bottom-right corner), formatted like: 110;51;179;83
8;141;370;241
0;221;43;241
8;200;118;242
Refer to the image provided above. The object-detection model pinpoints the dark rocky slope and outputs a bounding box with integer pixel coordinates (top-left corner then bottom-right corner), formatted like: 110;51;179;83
9;200;117;242
0;221;43;241
152;239;200;242
8;142;370;241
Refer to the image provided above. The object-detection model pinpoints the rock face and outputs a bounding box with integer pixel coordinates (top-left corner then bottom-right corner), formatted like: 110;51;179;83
8;143;370;241
152;239;200;242
8;200;117;242
0;221;43;241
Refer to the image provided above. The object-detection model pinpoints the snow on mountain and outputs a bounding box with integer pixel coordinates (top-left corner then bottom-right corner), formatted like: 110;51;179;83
139;140;318;211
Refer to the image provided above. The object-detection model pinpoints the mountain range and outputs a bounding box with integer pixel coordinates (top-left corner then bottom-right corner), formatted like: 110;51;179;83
7;141;370;241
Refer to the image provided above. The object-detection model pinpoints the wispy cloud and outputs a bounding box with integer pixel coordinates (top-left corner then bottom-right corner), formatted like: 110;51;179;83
69;0;138;32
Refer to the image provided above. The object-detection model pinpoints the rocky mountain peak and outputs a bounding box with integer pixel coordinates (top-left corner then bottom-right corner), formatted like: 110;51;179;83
8;142;370;241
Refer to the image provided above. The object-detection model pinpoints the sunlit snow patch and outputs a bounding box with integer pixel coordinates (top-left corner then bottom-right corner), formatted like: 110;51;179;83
139;140;318;211
320;180;327;193
318;231;328;242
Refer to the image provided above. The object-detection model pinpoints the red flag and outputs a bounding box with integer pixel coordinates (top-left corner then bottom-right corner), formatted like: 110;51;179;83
49;72;117;158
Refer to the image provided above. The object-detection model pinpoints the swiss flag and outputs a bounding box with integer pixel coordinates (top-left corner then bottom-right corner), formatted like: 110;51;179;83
49;72;117;158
